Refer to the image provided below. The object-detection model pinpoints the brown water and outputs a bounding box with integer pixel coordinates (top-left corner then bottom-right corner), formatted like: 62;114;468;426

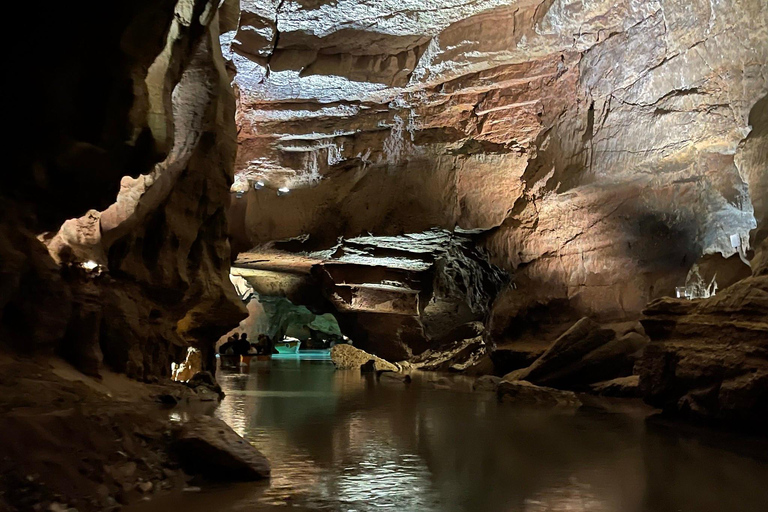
133;359;768;512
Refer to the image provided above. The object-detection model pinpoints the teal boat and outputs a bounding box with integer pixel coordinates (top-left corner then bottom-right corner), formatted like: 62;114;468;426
274;338;301;354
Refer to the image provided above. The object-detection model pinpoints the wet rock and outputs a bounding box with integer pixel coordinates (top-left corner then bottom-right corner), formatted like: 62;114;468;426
462;354;496;376
409;328;487;372
378;372;412;384
503;318;647;388
186;372;223;394
497;381;582;408
135;481;153;493
473;375;501;392
172;416;270;481
638;276;768;426
330;344;399;372
589;376;641;398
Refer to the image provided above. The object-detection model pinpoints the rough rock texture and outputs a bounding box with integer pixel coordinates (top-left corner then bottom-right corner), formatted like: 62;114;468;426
408;322;488;372
2;0;245;379
330;344;399;372
221;1;767;418
0;354;246;511
497;380;582;408
638;275;768;426
172;415;270;480
236;229;507;360
226;0;766;335
473;375;502;392
589;375;641;398
503;318;648;388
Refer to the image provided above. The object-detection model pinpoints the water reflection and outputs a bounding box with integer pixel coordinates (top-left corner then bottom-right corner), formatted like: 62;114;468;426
132;360;768;512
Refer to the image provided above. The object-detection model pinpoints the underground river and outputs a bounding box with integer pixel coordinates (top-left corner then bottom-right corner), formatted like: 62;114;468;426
131;359;768;512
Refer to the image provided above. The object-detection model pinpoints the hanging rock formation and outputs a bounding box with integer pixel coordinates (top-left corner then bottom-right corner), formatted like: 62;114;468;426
2;0;246;379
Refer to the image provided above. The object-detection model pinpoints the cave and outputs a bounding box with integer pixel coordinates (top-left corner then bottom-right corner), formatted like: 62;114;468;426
1;0;767;510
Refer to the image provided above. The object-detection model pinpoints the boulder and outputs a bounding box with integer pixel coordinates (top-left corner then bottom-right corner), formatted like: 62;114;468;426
497;381;582;408
589;375;641;398
462;354;496;376
330;344;399;372
503;318;648;388
409;327;487;372
186;371;225;400
173;416;270;481
473;375;501;392
637;276;768;425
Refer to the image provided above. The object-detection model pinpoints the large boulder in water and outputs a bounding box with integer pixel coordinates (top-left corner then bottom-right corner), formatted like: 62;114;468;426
503;317;647;388
637;275;768;425
497;381;582;408
172;416;270;480
330;344;399;372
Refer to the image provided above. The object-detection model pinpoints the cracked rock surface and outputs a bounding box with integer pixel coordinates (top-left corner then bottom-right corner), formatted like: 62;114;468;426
228;0;766;336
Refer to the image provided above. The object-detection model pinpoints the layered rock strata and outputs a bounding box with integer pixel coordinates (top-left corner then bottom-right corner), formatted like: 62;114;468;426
235;229;507;360
225;0;767;422
638;274;768;426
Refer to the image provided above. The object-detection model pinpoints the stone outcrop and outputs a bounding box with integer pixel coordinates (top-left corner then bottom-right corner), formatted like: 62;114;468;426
330;344;399;372
173;415;270;480
497;380;582;408
408;322;487;372
221;0;766;419
638;276;768;426
235;229;507;360
2;0;246;379
503;318;648;389
589;376;641;398
226;0;766;337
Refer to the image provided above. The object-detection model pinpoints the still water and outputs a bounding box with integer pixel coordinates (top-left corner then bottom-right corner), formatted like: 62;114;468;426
136;359;768;512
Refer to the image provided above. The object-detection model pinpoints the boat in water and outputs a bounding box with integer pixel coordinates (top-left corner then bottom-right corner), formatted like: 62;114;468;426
274;337;301;354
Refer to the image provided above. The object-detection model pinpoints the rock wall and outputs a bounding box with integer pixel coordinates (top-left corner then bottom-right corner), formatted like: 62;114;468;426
638;274;768;426
234;229;508;360
226;0;767;347
1;0;244;378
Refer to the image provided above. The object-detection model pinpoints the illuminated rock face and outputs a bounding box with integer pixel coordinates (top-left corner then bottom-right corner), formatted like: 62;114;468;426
228;0;767;342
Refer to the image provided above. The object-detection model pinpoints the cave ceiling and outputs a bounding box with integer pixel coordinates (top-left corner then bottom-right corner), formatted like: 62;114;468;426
227;0;767;321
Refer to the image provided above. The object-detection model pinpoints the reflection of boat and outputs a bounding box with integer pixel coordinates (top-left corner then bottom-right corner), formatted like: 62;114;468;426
275;338;301;354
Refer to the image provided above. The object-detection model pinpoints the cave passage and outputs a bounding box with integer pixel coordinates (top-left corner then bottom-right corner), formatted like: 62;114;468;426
1;0;766;511
130;360;768;512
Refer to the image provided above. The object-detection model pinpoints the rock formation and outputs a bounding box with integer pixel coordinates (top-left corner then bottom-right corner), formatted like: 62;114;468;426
234;229;507;359
330;344;400;372
638;274;768;426
2;0;246;379
172;415;270;480
222;0;766;422
503;317;648;388
226;0;766;336
0;7;764;501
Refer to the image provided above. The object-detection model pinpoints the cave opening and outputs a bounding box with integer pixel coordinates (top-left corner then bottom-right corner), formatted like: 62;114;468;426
2;0;767;511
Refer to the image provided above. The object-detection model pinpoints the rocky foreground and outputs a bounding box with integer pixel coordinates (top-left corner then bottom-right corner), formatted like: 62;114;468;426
0;354;268;512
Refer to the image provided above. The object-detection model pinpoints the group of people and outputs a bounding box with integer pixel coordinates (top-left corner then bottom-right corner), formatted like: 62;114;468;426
219;332;274;356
